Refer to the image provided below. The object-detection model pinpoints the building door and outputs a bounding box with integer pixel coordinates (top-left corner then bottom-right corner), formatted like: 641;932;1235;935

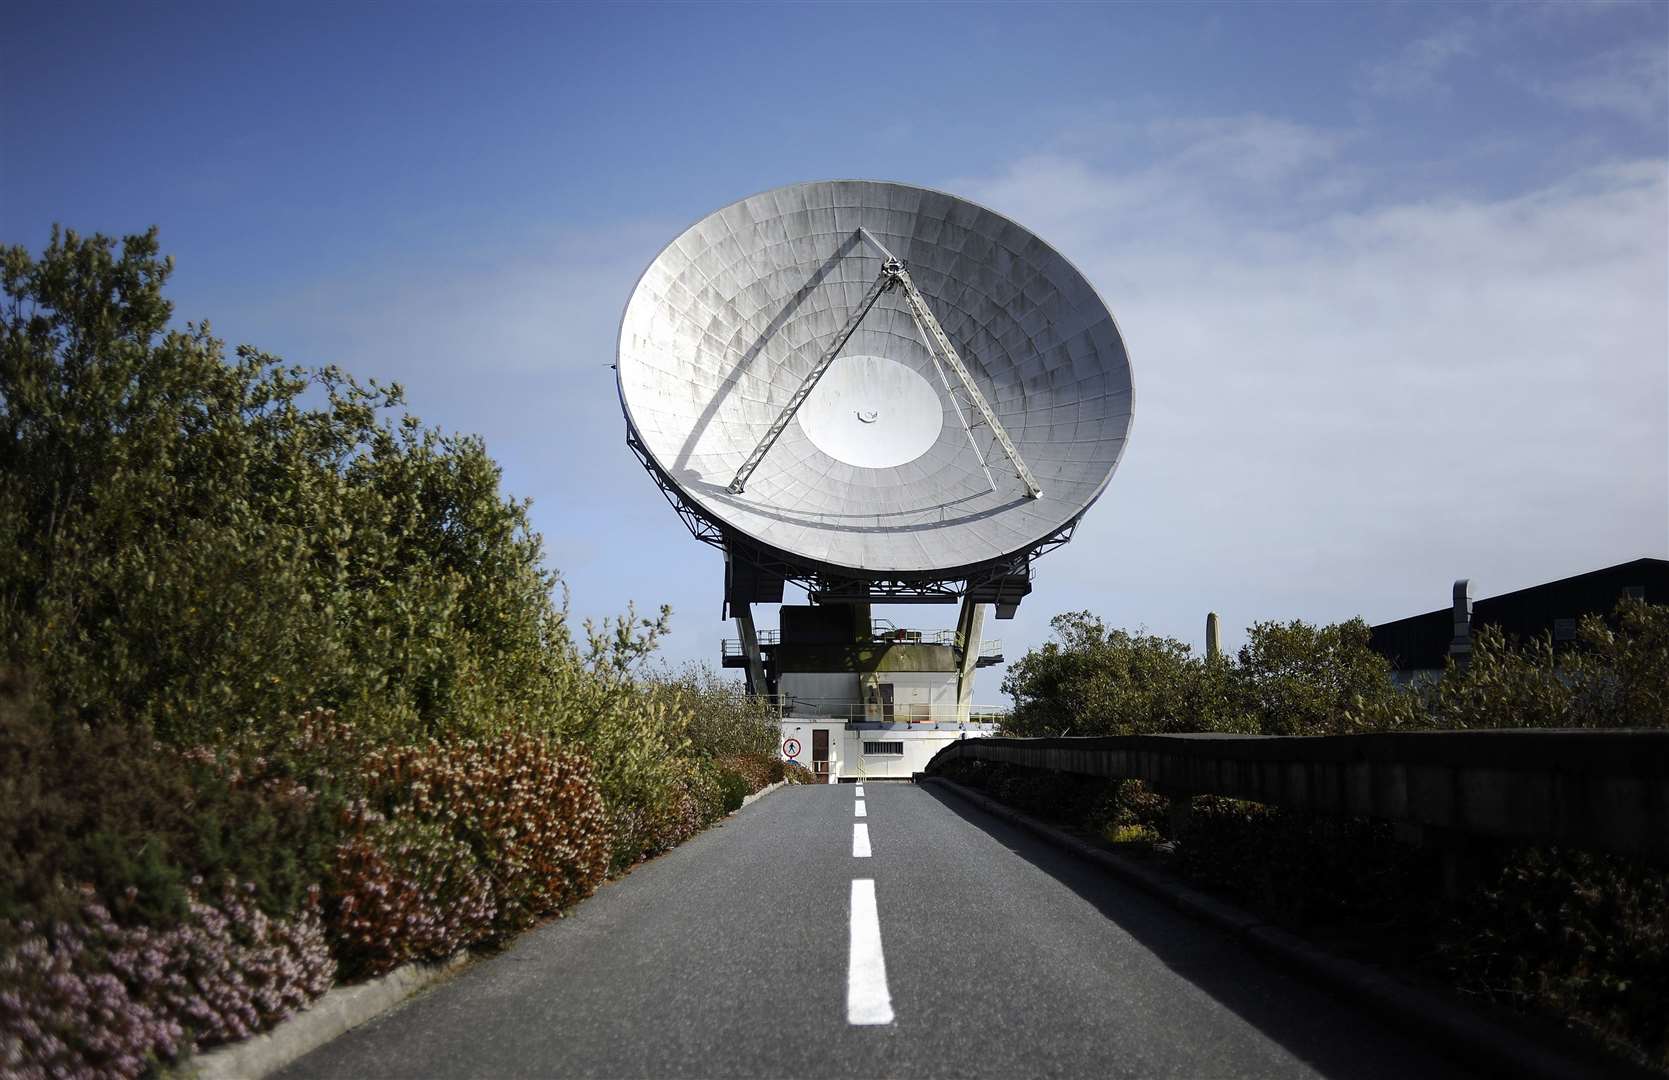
812;728;830;784
879;683;894;723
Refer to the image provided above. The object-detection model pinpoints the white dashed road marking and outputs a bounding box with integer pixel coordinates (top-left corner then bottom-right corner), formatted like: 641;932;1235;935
855;785;864;797
852;822;871;857
855;800;866;818
847;879;894;1025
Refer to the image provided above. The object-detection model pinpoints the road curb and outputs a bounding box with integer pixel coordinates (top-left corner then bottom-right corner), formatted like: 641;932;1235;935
739;778;787;810
917;774;1646;1080
172;952;470;1079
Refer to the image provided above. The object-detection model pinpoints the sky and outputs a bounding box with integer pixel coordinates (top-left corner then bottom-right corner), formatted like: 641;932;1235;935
4;1;1666;701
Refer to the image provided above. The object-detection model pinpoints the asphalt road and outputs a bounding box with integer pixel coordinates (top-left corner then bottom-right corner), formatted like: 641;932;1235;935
280;782;1475;1079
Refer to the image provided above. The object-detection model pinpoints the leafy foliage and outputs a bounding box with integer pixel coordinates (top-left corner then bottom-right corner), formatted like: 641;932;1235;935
1003;602;1667;739
652;662;779;760
1441;848;1668;1070
1351;599;1669;731
1;227;574;748
1001;612;1250;737
1234;617;1395;735
0;226;807;1074
326;810;497;979
1;881;332;1079
780;761;817;785
0;673;339;934
351;729;612;938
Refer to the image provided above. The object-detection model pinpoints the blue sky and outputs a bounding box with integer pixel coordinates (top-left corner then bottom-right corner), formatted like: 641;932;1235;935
5;2;1666;697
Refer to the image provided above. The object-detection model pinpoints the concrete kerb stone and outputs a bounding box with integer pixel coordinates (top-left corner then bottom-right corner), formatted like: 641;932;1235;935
739;778;788;810
916;774;1642;1080
174;951;470;1080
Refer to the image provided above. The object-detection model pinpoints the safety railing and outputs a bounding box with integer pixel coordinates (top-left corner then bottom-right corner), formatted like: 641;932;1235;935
924;730;1669;862
779;703;1009;726
720;627;1002;662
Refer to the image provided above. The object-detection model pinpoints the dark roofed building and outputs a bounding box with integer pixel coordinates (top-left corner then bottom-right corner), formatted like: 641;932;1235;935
1369;557;1669;680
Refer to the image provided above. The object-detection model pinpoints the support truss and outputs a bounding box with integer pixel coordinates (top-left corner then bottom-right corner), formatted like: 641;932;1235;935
728;229;1043;500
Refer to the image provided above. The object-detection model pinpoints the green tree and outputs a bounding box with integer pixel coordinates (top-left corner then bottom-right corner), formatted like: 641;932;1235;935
648;661;777;759
1001;611;1249;736
0;227;575;745
1350;599;1669;731
1235;617;1396;735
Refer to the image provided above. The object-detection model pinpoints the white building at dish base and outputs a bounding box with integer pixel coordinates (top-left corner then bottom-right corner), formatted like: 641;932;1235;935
724;602;1005;781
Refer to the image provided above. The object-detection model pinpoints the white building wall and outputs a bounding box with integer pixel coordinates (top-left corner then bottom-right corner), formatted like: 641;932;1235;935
778;721;995;782
777;719;847;782
858;670;959;722
843;727;993;780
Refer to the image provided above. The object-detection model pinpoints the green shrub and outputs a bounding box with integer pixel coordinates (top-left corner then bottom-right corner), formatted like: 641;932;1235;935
714;753;777;793
0;673;338;935
714;769;752;814
1002;612;1245;737
1351;599;1669;732
351;730;611;936
1440;847;1668;1070
651;663;777;759
1235;618;1398;735
326;809;496;979
0;227;577;750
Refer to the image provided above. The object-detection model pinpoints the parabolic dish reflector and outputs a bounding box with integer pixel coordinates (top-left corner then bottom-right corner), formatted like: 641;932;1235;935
617;180;1133;580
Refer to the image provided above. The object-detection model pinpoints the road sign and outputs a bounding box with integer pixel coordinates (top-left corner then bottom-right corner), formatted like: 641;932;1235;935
782;738;802;759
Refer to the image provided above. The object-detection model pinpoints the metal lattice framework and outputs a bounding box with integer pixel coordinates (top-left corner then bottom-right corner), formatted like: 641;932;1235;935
626;423;1068;606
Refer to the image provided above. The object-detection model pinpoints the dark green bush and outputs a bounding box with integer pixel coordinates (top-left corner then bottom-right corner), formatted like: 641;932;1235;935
0;673;338;936
714;752;777;793
715;769;752;814
1002;612;1250;737
1441;847;1668;1071
0;227;575;750
1351;599;1669;732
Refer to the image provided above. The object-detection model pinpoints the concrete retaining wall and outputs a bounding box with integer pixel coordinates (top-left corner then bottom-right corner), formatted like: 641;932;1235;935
927;730;1669;860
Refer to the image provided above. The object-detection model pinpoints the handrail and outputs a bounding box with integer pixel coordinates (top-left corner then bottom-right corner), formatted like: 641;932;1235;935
780;703;1008;726
720;631;1002;659
925;730;1669;861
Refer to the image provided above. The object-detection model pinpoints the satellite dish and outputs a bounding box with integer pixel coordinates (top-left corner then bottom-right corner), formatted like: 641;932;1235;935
616;180;1133;593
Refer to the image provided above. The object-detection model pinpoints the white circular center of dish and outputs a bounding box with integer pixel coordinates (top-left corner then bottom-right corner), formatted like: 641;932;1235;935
797;354;943;469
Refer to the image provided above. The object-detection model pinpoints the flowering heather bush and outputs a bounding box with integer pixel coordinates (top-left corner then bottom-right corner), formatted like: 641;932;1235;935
0;881;332;1078
781;761;816;785
608;761;727;866
351;732;612;942
0;912;178;1080
326;806;496;979
713;753;777;793
661;764;725;852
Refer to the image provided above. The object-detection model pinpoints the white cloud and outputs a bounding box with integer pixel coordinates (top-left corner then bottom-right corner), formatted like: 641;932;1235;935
1534;38;1669;124
1361;22;1475;100
954;130;1667;667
